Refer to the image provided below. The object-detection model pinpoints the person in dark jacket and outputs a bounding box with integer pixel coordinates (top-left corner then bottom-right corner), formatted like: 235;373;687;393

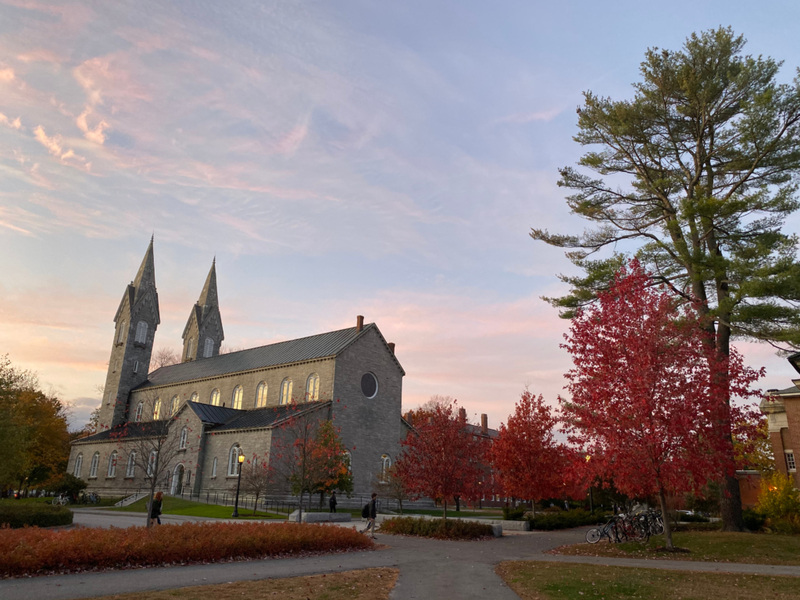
329;491;337;513
360;493;378;538
149;491;163;527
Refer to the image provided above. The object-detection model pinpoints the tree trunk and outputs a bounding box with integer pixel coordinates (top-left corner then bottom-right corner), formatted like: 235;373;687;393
399;498;403;515
253;492;259;516
658;490;673;550
443;499;447;520
531;500;536;519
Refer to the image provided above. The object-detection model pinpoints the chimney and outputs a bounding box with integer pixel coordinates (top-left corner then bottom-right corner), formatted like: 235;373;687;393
388;342;395;354
459;407;467;420
481;414;488;435
403;411;413;424
356;315;364;332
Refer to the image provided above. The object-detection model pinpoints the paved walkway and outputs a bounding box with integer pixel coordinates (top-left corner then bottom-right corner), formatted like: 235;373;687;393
1;511;798;600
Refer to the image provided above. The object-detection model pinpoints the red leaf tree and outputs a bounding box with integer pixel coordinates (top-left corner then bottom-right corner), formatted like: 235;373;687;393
395;401;488;518
561;260;762;549
491;391;564;516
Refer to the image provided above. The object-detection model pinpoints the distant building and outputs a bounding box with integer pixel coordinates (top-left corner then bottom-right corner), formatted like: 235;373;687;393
760;353;800;487
68;238;407;498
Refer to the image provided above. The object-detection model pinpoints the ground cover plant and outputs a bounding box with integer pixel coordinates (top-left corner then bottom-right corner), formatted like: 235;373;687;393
110;496;283;519
90;568;399;600
497;561;800;600
0;521;373;577
0;504;72;528
379;516;494;540
552;531;800;565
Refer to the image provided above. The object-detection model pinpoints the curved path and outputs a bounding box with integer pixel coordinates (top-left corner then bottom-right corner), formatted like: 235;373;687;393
2;511;798;600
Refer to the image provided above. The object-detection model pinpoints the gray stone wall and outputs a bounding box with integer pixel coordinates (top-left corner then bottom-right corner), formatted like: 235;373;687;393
331;326;404;495
199;426;273;495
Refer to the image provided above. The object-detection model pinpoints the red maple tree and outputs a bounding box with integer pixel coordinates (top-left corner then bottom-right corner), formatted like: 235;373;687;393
491;391;564;516
560;260;762;549
395;401;488;518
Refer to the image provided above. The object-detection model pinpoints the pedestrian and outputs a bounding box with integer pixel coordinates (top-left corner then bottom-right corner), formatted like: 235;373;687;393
329;491;337;513
360;492;378;538
149;491;163;527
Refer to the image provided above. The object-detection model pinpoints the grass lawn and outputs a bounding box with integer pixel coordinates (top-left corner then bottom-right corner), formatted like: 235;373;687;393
109;496;285;519
497;562;800;600
554;531;800;566
90;568;398;600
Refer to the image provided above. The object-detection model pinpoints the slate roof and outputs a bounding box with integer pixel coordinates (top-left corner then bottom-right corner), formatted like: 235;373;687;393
465;423;500;439
772;385;800;396
72;420;170;444
185;402;242;425
208;401;331;433
139;324;377;389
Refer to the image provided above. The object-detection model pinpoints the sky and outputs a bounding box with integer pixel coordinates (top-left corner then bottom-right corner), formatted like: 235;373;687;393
1;0;799;431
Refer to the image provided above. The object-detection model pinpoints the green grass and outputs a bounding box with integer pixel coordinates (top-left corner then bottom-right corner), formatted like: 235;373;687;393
556;531;800;566
109;496;285;519
497;562;800;600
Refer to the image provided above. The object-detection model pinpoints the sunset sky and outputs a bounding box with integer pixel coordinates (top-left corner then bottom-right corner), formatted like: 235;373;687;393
1;0;799;430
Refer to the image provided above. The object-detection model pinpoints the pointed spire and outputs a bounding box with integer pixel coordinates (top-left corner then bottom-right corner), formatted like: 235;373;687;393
132;236;156;297
197;258;219;318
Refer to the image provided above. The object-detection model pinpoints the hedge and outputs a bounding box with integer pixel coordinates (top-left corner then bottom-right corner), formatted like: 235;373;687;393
380;517;494;540
527;509;607;531
0;521;373;578
0;504;73;529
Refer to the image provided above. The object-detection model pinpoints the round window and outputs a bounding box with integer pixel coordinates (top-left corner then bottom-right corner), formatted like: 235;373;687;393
361;373;378;398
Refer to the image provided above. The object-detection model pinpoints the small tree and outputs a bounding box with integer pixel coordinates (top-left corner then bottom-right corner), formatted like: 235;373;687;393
238;454;274;516
491;391;563;517
112;391;189;528
150;348;180;370
373;463;409;514
395;400;488;519
561;261;762;549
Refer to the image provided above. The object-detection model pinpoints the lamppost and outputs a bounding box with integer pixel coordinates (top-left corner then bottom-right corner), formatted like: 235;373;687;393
232;453;245;518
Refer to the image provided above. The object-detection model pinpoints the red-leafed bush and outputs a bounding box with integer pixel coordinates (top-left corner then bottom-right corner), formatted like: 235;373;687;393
0;522;373;578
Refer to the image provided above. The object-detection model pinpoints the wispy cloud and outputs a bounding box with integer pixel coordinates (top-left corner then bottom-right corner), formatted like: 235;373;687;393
494;107;563;125
0;67;15;82
0;112;21;129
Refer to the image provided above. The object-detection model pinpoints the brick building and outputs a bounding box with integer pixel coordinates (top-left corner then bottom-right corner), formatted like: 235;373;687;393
68;239;407;498
760;353;800;487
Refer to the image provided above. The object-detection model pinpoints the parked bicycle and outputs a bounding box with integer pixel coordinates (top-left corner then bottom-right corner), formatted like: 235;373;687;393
51;493;70;506
78;491;101;504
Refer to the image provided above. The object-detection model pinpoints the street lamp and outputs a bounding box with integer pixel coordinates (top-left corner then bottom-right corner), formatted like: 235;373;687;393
232;453;245;518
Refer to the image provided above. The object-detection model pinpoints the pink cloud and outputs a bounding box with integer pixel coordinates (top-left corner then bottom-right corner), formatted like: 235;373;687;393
275;122;309;155
0;68;15;82
76;108;109;144
17;49;66;64
0;112;21;129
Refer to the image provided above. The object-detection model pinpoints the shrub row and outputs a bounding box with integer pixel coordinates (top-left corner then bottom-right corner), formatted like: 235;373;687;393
502;506;527;521
527;509;607;531
0;521;372;578
380;517;494;540
677;512;710;523
0;504;73;529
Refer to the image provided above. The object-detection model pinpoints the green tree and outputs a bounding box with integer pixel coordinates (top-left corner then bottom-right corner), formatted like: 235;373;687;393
532;27;800;530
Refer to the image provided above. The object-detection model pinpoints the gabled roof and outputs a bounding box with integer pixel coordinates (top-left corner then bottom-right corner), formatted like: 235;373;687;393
209;400;331;433
138;323;387;389
185;402;241;425
72;420;170;444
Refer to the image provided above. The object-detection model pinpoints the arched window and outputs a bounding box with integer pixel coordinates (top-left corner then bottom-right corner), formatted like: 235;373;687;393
204;337;214;358
147;450;158;477
117;321;126;343
107;451;118;478
211;457;218;477
89;452;100;478
186;338;194;359
169;395;179;417
306;373;320;401
343;450;352;474
280;378;293;405
231;385;243;410
228;444;243;476
185;471;191;487
126;451;136;478
179;426;188;449
190;392;198;403
153;398;162;420
255;382;267;408
135;321;148;343
135;402;144;422
73;453;83;478
210;389;220;406
380;454;391;483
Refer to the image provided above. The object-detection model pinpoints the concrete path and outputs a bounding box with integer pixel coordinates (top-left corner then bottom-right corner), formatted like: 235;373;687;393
2;511;799;600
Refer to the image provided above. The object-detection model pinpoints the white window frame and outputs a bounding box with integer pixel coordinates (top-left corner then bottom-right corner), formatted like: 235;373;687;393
211;457;218;478
786;450;797;472
135;402;144;422
343;450;352;474
204;337;214;358
380;454;391;483
170;395;179;417
190;392;198;403
153;398;162;420
210;389;220;406
255;382;267;408
232;385;243;410
73;453;83;478
135;321;148;343
228;444;243;476
180;426;188;450
89;452;100;478
133;360;139;374
280;378;293;405
147;450;158;478
126;452;136;478
187;338;194;359
306;373;320;401
106;452;117;478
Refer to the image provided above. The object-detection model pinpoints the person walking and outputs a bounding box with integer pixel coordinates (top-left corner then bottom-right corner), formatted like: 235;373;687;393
360;492;378;538
149;491;163;527
329;491;337;513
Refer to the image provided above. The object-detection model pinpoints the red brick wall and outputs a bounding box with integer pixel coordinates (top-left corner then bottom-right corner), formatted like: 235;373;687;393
785;399;800;488
737;472;761;509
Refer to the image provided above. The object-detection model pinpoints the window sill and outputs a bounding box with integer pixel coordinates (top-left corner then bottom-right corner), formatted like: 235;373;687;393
106;477;116;480
124;477;135;480
133;341;147;348
178;448;187;453
88;477;97;480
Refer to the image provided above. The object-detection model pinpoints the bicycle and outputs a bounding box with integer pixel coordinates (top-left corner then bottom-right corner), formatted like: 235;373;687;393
78;491;101;504
586;516;619;544
51;493;70;506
